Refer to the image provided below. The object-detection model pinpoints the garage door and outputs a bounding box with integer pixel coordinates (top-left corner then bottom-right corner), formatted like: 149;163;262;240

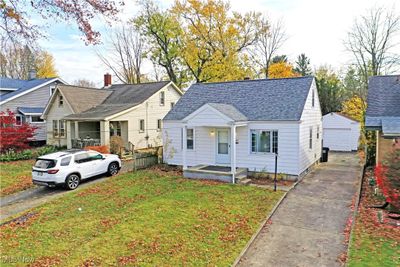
323;128;352;151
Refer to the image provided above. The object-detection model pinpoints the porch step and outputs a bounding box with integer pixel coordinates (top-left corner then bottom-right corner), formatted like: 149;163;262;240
237;178;252;185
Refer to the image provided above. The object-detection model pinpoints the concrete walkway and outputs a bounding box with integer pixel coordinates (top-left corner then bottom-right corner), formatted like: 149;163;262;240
238;152;361;267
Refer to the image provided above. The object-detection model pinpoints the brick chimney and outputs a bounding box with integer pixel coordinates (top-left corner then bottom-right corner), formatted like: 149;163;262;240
104;73;112;87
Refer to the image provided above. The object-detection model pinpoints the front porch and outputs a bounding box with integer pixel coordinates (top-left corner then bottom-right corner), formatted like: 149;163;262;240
184;165;248;183
67;120;129;149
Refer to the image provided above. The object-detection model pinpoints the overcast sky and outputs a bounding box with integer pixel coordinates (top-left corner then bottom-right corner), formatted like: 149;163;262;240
38;0;400;86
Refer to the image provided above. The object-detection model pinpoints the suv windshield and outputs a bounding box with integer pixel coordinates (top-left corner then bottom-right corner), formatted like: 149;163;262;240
34;159;57;169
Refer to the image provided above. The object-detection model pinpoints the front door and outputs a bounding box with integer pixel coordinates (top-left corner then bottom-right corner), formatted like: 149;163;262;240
216;129;230;164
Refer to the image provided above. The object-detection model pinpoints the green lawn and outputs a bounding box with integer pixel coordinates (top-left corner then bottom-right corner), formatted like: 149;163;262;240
348;230;399;267
0;169;284;266
0;160;35;197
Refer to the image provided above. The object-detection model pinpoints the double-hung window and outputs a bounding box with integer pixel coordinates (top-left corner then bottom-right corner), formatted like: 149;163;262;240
160;91;165;105
251;130;278;153
312;89;315;107
139;119;145;132
15;115;22;126
53;120;59;137
59;120;65;137
186;128;194;150
309;127;313;149
157;119;162;131
59;95;63;107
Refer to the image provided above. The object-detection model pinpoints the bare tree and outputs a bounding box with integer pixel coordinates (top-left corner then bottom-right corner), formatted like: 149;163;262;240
73;79;97;88
97;26;145;84
249;17;287;78
0;39;36;79
345;7;400;83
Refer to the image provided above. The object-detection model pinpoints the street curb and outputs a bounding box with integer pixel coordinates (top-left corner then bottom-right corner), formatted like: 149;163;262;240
344;164;366;267
231;172;305;266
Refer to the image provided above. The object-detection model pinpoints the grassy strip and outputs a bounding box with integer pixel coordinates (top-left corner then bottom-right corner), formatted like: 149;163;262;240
0;169;284;266
0;160;35;197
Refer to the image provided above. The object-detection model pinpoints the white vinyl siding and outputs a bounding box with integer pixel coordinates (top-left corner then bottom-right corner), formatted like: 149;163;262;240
163;121;300;175
299;80;322;174
109;84;182;149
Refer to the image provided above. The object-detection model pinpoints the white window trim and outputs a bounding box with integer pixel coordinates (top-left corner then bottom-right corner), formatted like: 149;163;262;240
49;86;56;96
139;119;145;133
249;129;278;154
156;119;162;131
159;91;165;106
29;115;45;124
59;120;66;138
15;114;22;126
186;128;195;151
53;120;59;138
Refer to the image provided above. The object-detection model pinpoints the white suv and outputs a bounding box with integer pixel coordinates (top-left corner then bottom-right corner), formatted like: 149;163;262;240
32;149;122;190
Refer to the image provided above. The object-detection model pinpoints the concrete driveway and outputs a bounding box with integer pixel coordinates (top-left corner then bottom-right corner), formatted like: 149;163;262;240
0;160;134;221
237;152;361;267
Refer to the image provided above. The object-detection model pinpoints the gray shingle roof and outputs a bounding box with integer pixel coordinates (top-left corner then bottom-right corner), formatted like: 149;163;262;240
17;107;45;115
0;77;59;102
164;77;314;121
207;103;247;121
57;85;112;114
365;75;400;135
64;81;171;120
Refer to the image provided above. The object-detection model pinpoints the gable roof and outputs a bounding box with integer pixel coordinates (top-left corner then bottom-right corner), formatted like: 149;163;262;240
63;81;175;120
18;107;45;115
323;112;359;123
164;76;314;121
0;77;65;104
206;103;247;121
365;75;400;135
58;85;112;114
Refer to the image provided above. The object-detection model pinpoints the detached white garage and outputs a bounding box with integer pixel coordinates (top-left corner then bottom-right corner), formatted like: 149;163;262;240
322;112;360;151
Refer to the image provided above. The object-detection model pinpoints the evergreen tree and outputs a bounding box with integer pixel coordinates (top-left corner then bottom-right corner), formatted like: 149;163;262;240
294;53;312;76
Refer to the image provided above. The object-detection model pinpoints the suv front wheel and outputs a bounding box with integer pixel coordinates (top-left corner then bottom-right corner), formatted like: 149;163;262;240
108;162;119;176
65;174;80;190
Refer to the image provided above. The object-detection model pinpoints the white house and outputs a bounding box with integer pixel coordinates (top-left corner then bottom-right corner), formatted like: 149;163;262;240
322;112;360;151
42;75;182;151
162;77;322;183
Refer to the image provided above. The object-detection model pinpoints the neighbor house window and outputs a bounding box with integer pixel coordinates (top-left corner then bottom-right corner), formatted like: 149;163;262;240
31;116;44;123
53;120;59;137
170;102;175;109
160;91;165;105
15;115;22;126
139;119;145;132
110;121;121;136
312;89;315;107
309;127;313;149
59;120;65;137
59;94;63;107
186;128;194;150
251;130;278;153
157;119;162;131
50;86;56;96
317;126;320;139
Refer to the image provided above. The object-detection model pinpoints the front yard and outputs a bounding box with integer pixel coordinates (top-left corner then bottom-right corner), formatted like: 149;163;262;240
0;168;284;266
0;160;35;197
348;169;400;267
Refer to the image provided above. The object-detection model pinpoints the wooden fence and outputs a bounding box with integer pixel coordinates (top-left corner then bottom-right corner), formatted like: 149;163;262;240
132;146;163;171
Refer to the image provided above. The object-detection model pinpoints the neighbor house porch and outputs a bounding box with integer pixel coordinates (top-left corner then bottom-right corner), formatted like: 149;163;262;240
66;120;129;149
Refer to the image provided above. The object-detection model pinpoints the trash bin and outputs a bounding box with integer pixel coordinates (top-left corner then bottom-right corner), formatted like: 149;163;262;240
321;147;329;162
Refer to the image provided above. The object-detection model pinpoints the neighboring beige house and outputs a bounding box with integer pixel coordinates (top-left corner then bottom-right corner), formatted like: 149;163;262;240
42;78;182;150
365;75;400;164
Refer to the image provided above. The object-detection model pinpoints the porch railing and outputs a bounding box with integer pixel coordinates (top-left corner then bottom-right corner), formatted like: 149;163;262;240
72;138;101;148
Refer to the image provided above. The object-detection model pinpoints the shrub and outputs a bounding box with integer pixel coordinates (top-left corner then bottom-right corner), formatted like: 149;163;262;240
0;109;37;153
375;147;400;210
84;145;109;154
0;146;60;162
110;136;124;154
